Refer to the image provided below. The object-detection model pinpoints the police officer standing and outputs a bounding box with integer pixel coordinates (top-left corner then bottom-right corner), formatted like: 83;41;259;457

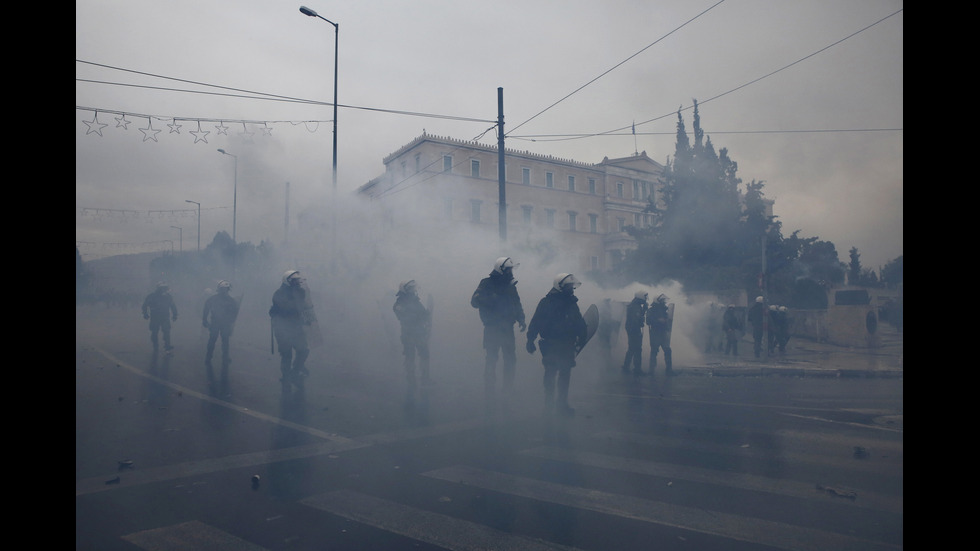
526;273;588;418
622;291;648;376
646;294;673;376
142;281;178;353
723;304;742;357
270;270;316;389
471;257;526;401
202;279;240;368
393;280;432;403
748;296;765;358
775;306;791;354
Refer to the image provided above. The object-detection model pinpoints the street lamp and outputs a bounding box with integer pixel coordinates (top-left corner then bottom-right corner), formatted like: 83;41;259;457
299;5;338;193
217;149;238;244
185;200;200;251
170;226;182;253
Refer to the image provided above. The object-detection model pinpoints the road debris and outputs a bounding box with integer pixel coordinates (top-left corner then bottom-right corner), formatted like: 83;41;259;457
816;484;857;501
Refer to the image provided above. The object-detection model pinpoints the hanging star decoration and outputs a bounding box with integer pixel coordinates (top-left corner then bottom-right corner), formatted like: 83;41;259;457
139;118;161;142
191;120;210;144
83;112;108;137
78;108;331;144
239;122;254;143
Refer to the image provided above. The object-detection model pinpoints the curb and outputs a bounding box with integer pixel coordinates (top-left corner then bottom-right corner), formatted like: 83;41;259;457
676;366;903;379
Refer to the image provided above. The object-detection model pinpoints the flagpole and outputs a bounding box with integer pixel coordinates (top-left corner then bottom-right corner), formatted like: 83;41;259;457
632;121;638;155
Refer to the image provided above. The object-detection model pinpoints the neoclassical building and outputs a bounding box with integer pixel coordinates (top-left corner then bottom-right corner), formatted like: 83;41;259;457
357;132;665;273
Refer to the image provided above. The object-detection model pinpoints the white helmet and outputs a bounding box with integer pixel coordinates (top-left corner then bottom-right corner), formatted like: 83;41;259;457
756;296;764;303
769;305;778;311
217;280;231;290
634;290;648;301
728;304;735;309
656;293;668;303
156;281;169;290
282;270;302;286
493;256;518;274
779;306;788;312
553;273;581;292
399;280;418;295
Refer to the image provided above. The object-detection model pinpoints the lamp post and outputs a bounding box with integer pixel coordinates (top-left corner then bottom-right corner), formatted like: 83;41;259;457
185;200;200;251
170;226;182;253
299;5;338;193
217;149;238;244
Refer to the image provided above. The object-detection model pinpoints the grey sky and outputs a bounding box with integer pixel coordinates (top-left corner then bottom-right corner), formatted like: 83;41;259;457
76;0;902;270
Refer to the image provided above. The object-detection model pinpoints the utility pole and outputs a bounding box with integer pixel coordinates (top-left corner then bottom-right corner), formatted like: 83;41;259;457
761;233;769;362
284;182;290;248
497;87;506;242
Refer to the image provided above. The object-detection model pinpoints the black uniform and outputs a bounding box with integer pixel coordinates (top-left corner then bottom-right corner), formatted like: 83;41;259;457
621;297;647;375
722;306;742;356
772;308;790;354
393;289;431;393
526;287;587;417
270;279;315;384
202;288;239;366
142;287;178;351
748;301;765;358
767;308;780;354
471;269;526;393
646;300;673;374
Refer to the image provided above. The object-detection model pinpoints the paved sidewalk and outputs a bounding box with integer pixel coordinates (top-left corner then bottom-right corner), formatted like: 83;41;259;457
682;325;904;379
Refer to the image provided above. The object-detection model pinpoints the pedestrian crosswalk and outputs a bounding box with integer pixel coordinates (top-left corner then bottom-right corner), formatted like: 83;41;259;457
120;425;902;551
122;520;270;551
302;489;583;551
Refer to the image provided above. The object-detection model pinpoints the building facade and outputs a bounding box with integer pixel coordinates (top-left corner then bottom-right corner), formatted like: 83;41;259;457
357;132;665;274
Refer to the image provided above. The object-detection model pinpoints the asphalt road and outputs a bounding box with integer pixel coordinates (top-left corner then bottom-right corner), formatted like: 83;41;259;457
77;304;903;551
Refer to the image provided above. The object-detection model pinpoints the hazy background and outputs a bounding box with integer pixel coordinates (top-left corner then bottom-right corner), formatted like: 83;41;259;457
76;0;902;271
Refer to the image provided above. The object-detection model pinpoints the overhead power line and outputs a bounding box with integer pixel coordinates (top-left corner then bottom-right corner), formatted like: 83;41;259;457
508;7;903;144
507;0;728;136
77;5;903;146
76;60;495;124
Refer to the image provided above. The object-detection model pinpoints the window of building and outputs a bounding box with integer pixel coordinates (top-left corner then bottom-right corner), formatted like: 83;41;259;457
568;175;575;191
522;205;533;224
567;211;577;231
588;178;596;194
443;155;452;173
546;172;554;188
589;213;598;234
634;212;642;227
471;159;480;178
401;161;407;176
415;154;421;173
545;208;555;227
617;217;626;232
590;256;599;270
617;182;624;198
522;167;531;186
633;180;640;200
470;199;482;223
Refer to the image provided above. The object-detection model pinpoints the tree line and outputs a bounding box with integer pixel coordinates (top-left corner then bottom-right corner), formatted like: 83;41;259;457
599;100;902;309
